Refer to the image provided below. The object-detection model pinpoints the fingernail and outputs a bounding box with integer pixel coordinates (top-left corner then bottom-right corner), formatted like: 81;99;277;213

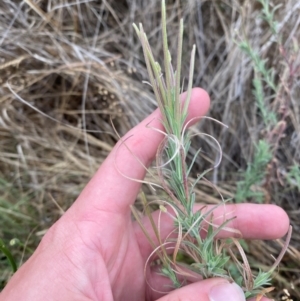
209;282;245;301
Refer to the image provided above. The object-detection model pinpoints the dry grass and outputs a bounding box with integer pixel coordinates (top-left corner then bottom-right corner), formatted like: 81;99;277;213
0;0;299;299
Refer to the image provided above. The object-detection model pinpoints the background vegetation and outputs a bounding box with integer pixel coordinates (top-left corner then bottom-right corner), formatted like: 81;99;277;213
0;0;299;299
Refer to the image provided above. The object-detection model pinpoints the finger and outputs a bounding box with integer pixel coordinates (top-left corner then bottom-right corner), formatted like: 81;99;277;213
146;278;248;301
73;88;210;215
135;203;290;260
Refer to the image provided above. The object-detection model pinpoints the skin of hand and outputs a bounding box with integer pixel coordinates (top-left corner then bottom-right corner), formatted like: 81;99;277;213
0;88;289;301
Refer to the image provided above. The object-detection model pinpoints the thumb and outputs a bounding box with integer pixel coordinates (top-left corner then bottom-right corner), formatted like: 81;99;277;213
156;279;246;301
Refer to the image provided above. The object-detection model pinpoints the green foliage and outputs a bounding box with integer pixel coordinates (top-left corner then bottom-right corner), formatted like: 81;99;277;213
238;39;277;95
0;238;17;273
233;1;293;295
244;270;273;298
237;30;277;129
257;0;281;36
236;140;273;203
161;266;181;288
286;165;300;192
0;177;37;288
252;77;277;127
191;222;231;278
235;0;280;203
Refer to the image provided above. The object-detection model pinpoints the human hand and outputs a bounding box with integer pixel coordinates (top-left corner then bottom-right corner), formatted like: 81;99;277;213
0;88;289;301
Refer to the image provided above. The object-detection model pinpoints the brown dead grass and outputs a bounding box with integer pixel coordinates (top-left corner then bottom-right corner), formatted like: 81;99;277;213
0;0;299;299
